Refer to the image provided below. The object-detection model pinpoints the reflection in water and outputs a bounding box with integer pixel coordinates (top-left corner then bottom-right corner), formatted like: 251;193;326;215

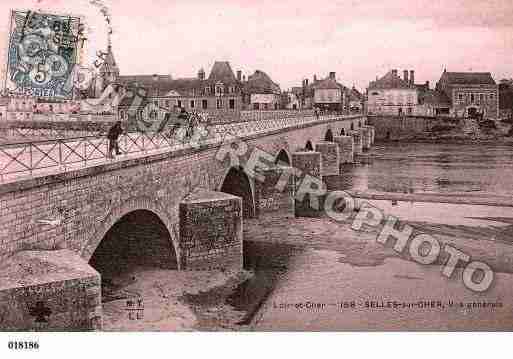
343;142;513;195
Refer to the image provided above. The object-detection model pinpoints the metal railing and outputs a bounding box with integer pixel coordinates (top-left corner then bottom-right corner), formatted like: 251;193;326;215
0;114;362;182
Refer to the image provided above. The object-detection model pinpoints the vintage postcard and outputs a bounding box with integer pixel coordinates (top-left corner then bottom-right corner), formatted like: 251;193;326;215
0;0;512;351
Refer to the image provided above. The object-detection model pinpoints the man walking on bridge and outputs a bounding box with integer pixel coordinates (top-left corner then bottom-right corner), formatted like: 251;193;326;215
107;121;123;159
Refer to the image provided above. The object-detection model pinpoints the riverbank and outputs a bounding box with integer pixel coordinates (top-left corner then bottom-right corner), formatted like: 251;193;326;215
100;200;513;331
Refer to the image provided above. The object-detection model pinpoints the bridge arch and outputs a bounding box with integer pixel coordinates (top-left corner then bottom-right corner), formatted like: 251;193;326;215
83;197;180;270
324;128;334;142
275;149;291;166
219;166;256;218
305;140;314;151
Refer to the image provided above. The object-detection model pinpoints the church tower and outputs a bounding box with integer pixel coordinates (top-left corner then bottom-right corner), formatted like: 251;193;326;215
99;44;120;86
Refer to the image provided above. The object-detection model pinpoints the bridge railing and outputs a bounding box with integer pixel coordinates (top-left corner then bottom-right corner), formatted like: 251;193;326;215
0;114;362;181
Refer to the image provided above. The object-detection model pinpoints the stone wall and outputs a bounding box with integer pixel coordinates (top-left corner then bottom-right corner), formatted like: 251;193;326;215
0;250;101;331
367;115;439;140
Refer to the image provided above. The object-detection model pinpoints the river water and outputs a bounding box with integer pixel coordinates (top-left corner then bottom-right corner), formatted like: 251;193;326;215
342;142;513;196
101;142;513;331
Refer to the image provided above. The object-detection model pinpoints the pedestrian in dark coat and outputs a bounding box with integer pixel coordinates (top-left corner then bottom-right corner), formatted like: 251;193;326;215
107;121;123;158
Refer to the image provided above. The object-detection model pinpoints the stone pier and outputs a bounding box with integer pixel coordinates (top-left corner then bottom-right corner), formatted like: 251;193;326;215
254;165;295;216
292;151;325;217
315;142;340;176
349;131;363;156
367;125;376;144
360;127;372;151
0;250;102;331
179;191;243;271
333;135;354;164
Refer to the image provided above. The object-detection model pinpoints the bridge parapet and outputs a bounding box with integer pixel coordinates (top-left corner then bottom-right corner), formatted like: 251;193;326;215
0;114;364;183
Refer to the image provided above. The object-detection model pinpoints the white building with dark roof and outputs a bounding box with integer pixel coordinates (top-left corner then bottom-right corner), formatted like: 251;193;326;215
302;72;347;112
243;70;281;110
367;69;418;116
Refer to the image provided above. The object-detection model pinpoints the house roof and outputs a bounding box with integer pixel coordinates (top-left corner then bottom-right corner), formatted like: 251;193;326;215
441;72;496;85
208;61;238;84
368;71;412;90
244;70;280;94
348;87;363;101
311;77;343;90
118;61;246;98
117;75;176;97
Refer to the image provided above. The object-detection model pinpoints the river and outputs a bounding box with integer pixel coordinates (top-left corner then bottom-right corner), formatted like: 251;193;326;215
342;142;513;196
100;141;513;331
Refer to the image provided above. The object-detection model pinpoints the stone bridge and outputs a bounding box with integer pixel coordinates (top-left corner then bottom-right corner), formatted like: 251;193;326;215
0;114;373;330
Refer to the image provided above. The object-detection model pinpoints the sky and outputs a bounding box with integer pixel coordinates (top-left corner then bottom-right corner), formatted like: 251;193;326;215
0;0;512;91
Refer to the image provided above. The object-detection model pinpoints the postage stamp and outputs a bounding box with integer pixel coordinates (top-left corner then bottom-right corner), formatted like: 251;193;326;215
4;9;84;99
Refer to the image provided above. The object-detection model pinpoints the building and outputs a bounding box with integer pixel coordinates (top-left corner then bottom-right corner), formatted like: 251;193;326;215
302;72;347;112
417;88;451;116
435;70;499;118
499;79;513;119
347;86;364;113
243;70;281;110
367;69;418;115
117;61;245;120
281;90;301;110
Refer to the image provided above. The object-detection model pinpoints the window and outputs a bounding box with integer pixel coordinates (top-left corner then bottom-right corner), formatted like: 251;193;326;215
190;100;195;108
229;99;235;109
177;100;182;108
165;100;170;107
205;87;210;95
470;94;475;103
216;99;223;109
202;99;208;109
458;93;464;102
407;107;412;114
479;94;484;103
490;93;495;100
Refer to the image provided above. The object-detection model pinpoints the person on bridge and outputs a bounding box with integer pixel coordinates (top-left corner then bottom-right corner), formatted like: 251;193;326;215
107;121;123;159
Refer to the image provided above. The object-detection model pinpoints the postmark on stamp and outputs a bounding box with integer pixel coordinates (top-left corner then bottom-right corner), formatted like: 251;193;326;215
4;9;85;100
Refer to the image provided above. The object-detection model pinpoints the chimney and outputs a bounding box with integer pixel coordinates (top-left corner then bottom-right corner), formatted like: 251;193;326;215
403;70;409;83
329;72;336;80
198;68;205;80
242;75;246;82
410;70;415;85
304;78;309;87
425;81;430;89
313;74;317;82
392;69;398;77
237;70;242;81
